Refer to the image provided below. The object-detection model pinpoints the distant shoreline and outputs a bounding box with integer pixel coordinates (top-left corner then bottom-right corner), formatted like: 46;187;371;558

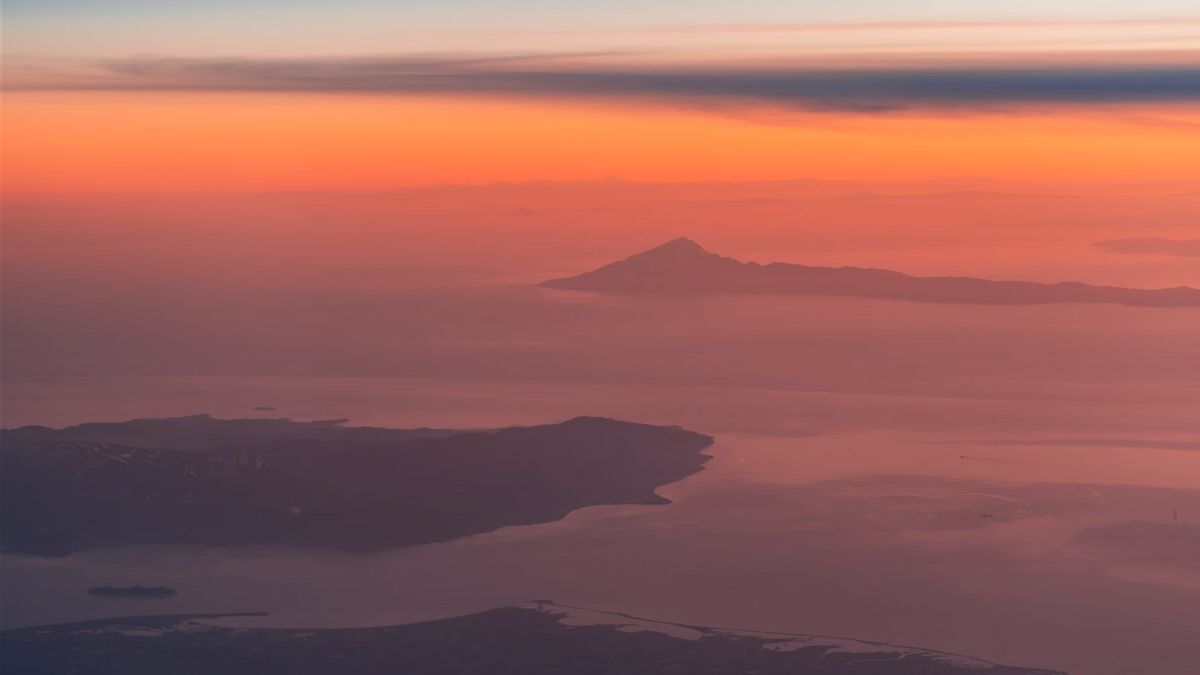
0;604;1067;675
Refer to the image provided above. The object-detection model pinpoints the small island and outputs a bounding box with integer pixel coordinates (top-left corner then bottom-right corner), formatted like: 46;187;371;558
88;586;178;599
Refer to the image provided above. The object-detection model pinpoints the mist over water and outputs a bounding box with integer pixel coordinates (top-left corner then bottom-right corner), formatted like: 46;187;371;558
3;187;1199;675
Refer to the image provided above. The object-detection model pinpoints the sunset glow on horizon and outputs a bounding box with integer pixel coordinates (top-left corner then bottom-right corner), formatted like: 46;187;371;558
5;1;1200;194
5;90;1200;194
4;2;1199;293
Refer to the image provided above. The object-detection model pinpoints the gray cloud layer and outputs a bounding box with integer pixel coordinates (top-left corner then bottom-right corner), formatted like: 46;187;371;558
30;55;1200;112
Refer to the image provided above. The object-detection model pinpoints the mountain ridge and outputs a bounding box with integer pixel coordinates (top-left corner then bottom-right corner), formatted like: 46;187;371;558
541;238;1200;307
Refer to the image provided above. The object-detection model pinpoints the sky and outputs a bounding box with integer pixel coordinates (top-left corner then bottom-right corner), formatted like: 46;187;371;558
5;1;1200;57
4;0;1200;194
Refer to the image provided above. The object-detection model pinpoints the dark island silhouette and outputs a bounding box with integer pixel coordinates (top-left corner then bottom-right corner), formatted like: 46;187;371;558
88;586;177;599
541;237;1200;307
0;602;1067;675
1;415;712;556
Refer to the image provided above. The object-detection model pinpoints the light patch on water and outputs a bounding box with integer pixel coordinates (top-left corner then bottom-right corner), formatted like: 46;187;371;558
526;601;995;668
522;602;706;641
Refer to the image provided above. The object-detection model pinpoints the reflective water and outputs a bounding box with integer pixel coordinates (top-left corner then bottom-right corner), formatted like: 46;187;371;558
3;292;1199;675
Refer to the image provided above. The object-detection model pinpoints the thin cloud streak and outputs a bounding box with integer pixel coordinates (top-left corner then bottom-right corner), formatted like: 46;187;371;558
1094;237;1200;257
11;54;1200;112
492;17;1200;37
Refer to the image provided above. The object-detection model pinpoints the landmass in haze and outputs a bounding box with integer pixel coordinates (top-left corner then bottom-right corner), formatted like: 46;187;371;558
543;238;1200;306
0;602;1066;675
0;415;712;555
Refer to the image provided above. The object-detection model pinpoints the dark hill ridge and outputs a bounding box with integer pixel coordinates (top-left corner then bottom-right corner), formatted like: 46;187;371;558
541;237;1200;307
0;415;713;555
2;414;460;453
0;602;1067;675
88;585;177;599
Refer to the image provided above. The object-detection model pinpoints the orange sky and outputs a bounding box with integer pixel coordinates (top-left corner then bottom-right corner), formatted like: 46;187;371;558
5;92;1199;194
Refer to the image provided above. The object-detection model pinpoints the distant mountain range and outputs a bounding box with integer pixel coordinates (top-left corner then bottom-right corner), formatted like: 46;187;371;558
1;415;712;555
1;602;1067;675
542;237;1200;307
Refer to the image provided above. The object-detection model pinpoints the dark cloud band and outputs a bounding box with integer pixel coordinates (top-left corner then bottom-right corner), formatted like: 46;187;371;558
28;55;1200;111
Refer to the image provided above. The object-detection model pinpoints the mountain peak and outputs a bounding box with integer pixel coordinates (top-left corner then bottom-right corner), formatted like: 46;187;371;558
539;239;1200;306
649;237;708;255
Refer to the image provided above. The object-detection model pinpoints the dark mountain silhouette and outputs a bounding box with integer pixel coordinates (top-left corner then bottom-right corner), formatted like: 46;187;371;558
541;237;1200;307
1;416;712;556
1;602;1067;675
